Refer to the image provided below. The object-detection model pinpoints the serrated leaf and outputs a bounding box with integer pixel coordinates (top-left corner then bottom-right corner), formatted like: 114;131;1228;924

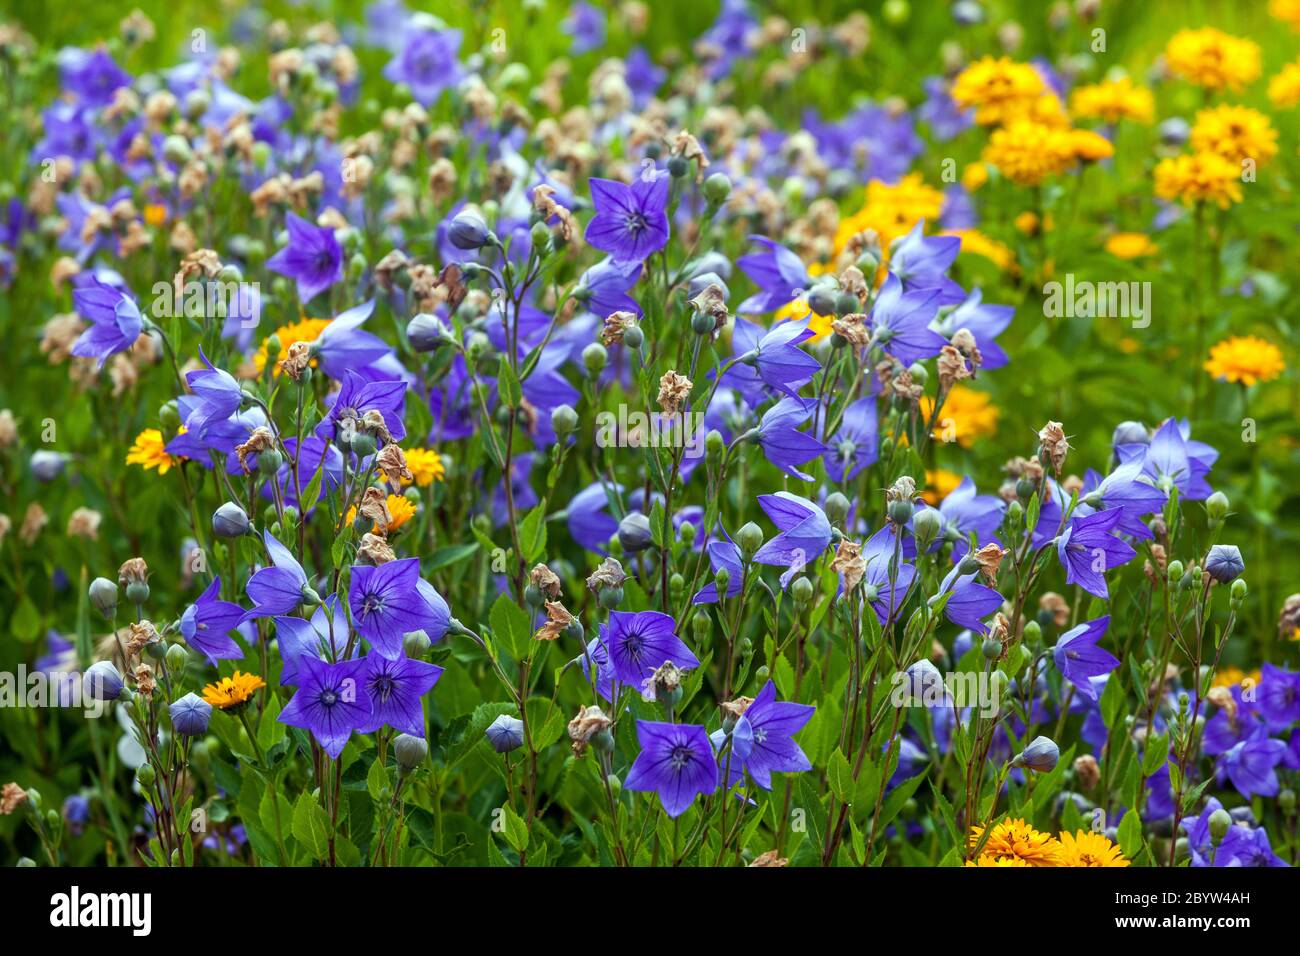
498;355;521;409
518;505;547;564
499;804;529;854
292;791;331;860
489;592;533;660
826;748;852;803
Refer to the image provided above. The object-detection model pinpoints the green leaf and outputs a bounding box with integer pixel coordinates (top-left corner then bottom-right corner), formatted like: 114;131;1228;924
257;692;286;752
12;596;40;643
425;542;479;572
518;505;547;564
826;748;852;803
498;355;521;409
499;804;529;854
1117;807;1144;859
367;756;391;801
1141;733;1169;777
291;791;331;860
489;591;533;659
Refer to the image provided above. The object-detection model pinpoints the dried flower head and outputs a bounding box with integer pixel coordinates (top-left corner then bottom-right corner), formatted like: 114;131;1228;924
657;370;693;416
529;563;563;600
535;601;575;641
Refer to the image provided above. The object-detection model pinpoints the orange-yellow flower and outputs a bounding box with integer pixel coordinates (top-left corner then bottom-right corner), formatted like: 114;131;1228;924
981;120;1077;186
126;428;184;475
253;316;332;375
941;229;1016;272
1069;76;1154;124
1190;105;1277;167
201;670;266;710
1153;152;1242;208
1164;28;1261;92
1268;60;1300;108
922;469;963;505
1104;232;1158;259
346;493;417;531
951;56;1046;126
403;448;446;487
969;818;1063;867
1204;336;1285;386
920;385;999;448
1058;829;1130;867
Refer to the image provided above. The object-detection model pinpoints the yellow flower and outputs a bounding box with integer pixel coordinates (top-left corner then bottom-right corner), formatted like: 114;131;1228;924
143;203;168;227
982;120;1077;186
961;162;990;192
941;229;1016;272
253;316;332;375
951;56;1046;126
1164;28;1260;92
1069;76;1154;124
1068;129;1114;164
404;448;446;487
1105;232;1158;259
1191;105;1277;167
920;384;999;448
922;468;963;505
835;174;946;257
1205;335;1285;386
1270;0;1300;30
201;670;266;710
965;854;1032;867
345;493;417;531
126;428;185;475
1058;829;1130;867
1153;151;1242;208
1268;61;1300;107
969;818;1064;867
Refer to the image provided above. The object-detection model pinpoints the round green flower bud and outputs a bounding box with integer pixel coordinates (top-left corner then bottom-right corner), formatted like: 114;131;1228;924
679;521;697;546
89;577;119;619
1230;578;1248;602
165;642;189;672
1205;491;1229;522
136;764;156;788
404;630;431;658
622;325;644;350
159;400;182;432
1208;808;1232;845
582;342;608;376
824;492;850;528
1166;560;1184;583
907;362;929;386
703;173;732;205
705;429;725;458
393;733;429;771
736;522;764;560
551;404;579;437
982;637;1002;659
791;576;814;606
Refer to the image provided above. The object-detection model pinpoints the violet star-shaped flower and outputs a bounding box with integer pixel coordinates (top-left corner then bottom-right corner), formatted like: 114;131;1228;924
242;531;310;621
382;28;465;106
624;721;718;818
313;300;392;381
888;221;964;304
1051;615;1118;701
930;287;1013;370
752;492;833;588
747;319;821;399
823;396;878;483
349;558;437;658
275;595;353;685
737;236;812;314
1217;727;1288;799
600;610;699;687
267;212;343;304
183;349;243;437
356;652;443;736
70;275;143;367
180;577;245;665
937;566;1003;634
867;273;948;365
1055;508;1136;599
719;681;814;789
754;396;826;481
584;172;670;263
860;525;917;625
691;530;744;605
277;654;373;759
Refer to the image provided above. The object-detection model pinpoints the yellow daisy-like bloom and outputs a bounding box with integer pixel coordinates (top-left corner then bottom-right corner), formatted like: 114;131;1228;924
1212;665;1262;689
1268;61;1300;107
346;493;417;531
1068;129;1114;164
1153;152;1242;208
403;448;446;487
965;854;1032;867
961;162;990;192
1190;105;1277;167
941;229;1016;272
253;316;332;375
969;818;1063;867
126;428;185;475
1058;829;1130;867
1000;92;1070;129
1204;335;1286;386
982;120;1077;186
834;174;947;262
1270;0;1300;31
921;384;999;448
202;670;266;710
1164;28;1261;92
1069;76;1154;124
922;468;963;505
1105;232;1158;259
950;56;1045;126
143;203;168;227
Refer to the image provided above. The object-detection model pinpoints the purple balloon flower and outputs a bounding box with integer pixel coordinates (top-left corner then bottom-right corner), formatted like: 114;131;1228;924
691;530;744;605
860;525;917;624
180;577;245;665
888;222;964;304
243;531;310;621
1051;615;1118;701
938;567;1003;634
1259;663;1300;730
752;492;833;587
823;396;879;483
349;558;438;658
382;28;464;106
737;236;811;314
1055;508;1136;599
275;595;352;685
356;652;443;736
930;287;1013;370
584;172;670;263
624;721;718;818
718;681;814;789
183;350;243;437
267;212;343;304
754;396;826;481
868;274;949;366
1217;727;1288;799
313;300;392;380
278;655;373;759
747;319;821;399
600;610;699;687
70;276;143;367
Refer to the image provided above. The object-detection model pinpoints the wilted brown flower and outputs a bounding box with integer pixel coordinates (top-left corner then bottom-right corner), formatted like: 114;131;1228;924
831;538;866;592
749;849;789;867
67;507;102;541
134;663;156;698
689;283;729;335
567;704;613;757
1038;591;1070;628
535;601;575;641
1038;421;1070;475
356;532;396;566
586;556;626;592
1073;754;1100;790
657;371;693;416
973;543;1009;586
376;443;413;490
355;486;392;534
235;426;276;473
831;312;872;348
601;310;638;346
529;563;563;600
0;783;27;815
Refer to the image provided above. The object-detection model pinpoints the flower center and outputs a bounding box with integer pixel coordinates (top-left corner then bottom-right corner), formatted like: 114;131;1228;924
320;689;338;707
669;745;693;771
